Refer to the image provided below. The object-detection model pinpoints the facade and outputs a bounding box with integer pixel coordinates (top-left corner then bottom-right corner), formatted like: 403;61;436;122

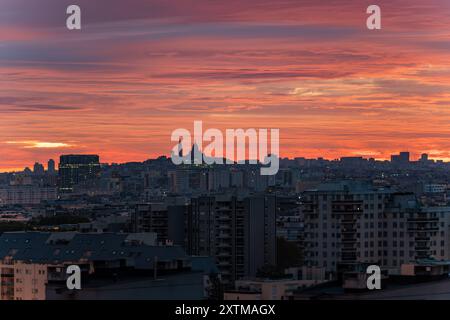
132;203;170;243
168;169;191;194
58;155;101;192
424;184;447;194
131;203;186;245
0;260;47;300
276;196;303;246
302;181;392;276
302;181;450;276
187;194;277;286
0;186;57;205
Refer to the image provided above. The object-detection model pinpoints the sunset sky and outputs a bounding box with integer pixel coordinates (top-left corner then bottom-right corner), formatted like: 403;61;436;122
1;0;450;171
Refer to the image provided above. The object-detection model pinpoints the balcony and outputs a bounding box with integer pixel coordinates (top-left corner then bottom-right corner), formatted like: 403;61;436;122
217;243;231;248
217;233;231;239
408;227;439;232
408;217;439;222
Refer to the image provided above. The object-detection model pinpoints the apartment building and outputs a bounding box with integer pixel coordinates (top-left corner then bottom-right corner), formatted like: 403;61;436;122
302;181;450;276
276;196;303;246
131;203;186;245
0;260;47;300
187;194;277;286
0;186;57;205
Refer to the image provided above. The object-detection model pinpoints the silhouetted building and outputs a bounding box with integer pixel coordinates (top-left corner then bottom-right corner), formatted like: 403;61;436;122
47;159;55;174
340;157;366;169
58;155;101;192
399;152;410;163
33;162;45;175
391;152;410;166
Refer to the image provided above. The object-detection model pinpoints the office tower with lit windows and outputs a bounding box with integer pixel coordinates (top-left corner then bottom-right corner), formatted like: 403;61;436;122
58;155;101;192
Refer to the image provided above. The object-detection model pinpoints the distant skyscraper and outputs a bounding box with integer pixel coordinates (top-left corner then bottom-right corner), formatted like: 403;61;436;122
391;151;410;166
58;155;101;192
391;154;399;163
47;159;55;174
399;151;410;163
33;162;45;175
420;153;429;162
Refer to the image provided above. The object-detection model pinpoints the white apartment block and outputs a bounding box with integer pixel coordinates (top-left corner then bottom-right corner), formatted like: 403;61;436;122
302;181;450;277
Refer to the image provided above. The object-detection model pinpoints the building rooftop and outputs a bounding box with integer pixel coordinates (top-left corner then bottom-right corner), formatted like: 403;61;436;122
305;180;392;193
0;231;188;268
295;277;450;300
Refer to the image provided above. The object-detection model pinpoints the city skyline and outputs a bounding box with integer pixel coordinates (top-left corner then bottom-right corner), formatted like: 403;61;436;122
2;0;450;171
1;149;447;174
